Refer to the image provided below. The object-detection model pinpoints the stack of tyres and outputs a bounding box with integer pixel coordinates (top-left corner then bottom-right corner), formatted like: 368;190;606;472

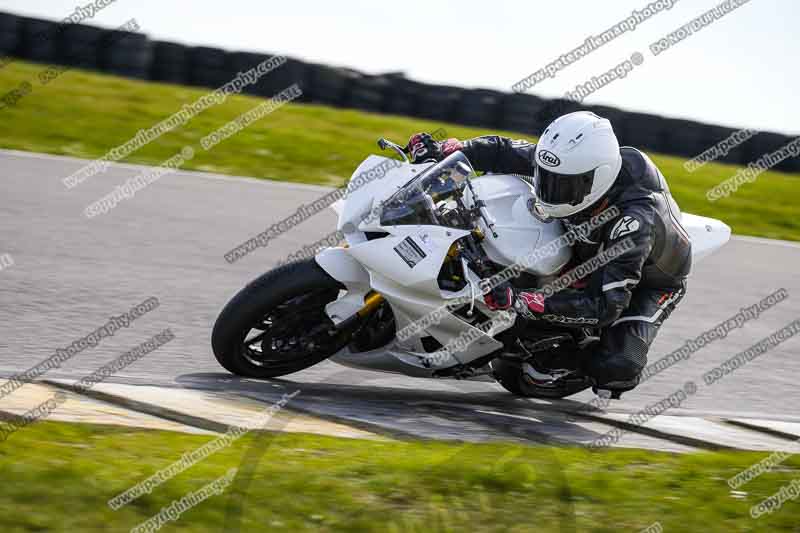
101;28;151;79
384;77;425;118
748;131;800;173
416;84;462;123
258;57;310;102
306;64;358;107
228;51;272;96
0;12;19;58
58;23;103;70
345;74;391;113
782;141;800;173
16;17;60;64
150;41;190;84
700;125;741;165
661;118;716;158
498;93;549;135
188;46;235;89
614;111;666;153
457;89;503;128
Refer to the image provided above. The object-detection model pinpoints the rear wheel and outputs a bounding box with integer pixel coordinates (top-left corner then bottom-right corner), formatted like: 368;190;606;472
491;358;592;399
212;259;353;378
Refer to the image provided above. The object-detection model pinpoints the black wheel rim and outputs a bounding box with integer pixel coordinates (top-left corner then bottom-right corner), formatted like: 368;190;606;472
239;288;347;369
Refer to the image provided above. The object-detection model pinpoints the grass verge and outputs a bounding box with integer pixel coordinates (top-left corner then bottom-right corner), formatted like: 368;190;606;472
0;60;798;241
0;420;799;532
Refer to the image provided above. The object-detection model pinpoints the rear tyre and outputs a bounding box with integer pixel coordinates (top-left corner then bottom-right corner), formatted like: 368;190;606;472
212;259;352;378
491;358;592;399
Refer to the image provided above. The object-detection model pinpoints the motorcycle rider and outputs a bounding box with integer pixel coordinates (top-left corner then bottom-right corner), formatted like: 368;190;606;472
407;111;691;397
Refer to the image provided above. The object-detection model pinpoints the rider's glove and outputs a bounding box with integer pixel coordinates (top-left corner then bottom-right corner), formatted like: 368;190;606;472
484;281;515;311
407;133;441;163
441;138;464;157
513;291;547;319
407;133;463;164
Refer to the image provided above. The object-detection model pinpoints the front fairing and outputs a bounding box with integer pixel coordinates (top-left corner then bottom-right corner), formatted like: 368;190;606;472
336;156;434;239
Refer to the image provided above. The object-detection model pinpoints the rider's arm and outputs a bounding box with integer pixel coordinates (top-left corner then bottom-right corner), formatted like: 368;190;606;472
460;136;537;176
534;200;657;328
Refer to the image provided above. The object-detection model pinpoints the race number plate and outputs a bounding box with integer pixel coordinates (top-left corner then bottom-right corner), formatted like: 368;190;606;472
393;237;427;268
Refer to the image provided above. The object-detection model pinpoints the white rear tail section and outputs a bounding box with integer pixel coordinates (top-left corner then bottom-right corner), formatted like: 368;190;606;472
682;213;732;263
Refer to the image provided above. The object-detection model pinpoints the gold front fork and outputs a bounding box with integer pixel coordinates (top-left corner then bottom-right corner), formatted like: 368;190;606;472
357;291;385;317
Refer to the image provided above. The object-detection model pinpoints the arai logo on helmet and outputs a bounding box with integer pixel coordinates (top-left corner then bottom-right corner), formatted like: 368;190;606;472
538;149;561;167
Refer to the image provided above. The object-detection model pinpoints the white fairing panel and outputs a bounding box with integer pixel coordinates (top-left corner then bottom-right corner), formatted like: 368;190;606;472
469;174;571;276
348;225;471;296
315;246;372;325
368;269;506;370
684;213;732;263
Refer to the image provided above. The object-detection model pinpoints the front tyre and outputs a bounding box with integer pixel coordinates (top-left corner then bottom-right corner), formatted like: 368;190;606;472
212;259;352;378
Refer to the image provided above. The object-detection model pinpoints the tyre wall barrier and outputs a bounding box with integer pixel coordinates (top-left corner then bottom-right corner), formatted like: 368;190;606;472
416;85;463;123
306;64;357;107
0;12;20;55
457;89;503;129
58;23;104;70
383;77;425;118
16;16;60;64
150;40;189;84
101;29;151;79
187;46;234;89
345;74;390;114
0;10;797;172
498;93;549;135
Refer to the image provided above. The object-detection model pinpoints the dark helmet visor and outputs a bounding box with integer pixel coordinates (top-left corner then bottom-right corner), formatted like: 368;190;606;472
535;167;596;206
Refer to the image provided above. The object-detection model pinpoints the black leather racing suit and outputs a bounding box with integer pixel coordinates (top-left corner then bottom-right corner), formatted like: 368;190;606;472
461;136;692;391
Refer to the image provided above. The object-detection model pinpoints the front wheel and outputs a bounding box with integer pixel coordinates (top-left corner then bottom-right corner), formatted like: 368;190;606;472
491;358;592;399
212;259;352;378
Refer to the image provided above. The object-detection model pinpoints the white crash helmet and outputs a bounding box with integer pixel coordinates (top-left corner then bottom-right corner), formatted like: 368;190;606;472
533;111;622;219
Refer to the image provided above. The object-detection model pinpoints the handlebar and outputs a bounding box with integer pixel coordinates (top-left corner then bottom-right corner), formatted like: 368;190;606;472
377;138;410;163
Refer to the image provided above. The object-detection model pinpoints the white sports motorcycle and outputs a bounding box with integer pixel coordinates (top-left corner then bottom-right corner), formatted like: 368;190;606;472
212;139;731;398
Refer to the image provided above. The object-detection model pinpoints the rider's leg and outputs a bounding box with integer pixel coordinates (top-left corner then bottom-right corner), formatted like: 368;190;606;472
581;282;687;397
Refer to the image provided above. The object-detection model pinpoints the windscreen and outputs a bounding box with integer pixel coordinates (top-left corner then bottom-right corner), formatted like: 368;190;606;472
379;152;475;229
